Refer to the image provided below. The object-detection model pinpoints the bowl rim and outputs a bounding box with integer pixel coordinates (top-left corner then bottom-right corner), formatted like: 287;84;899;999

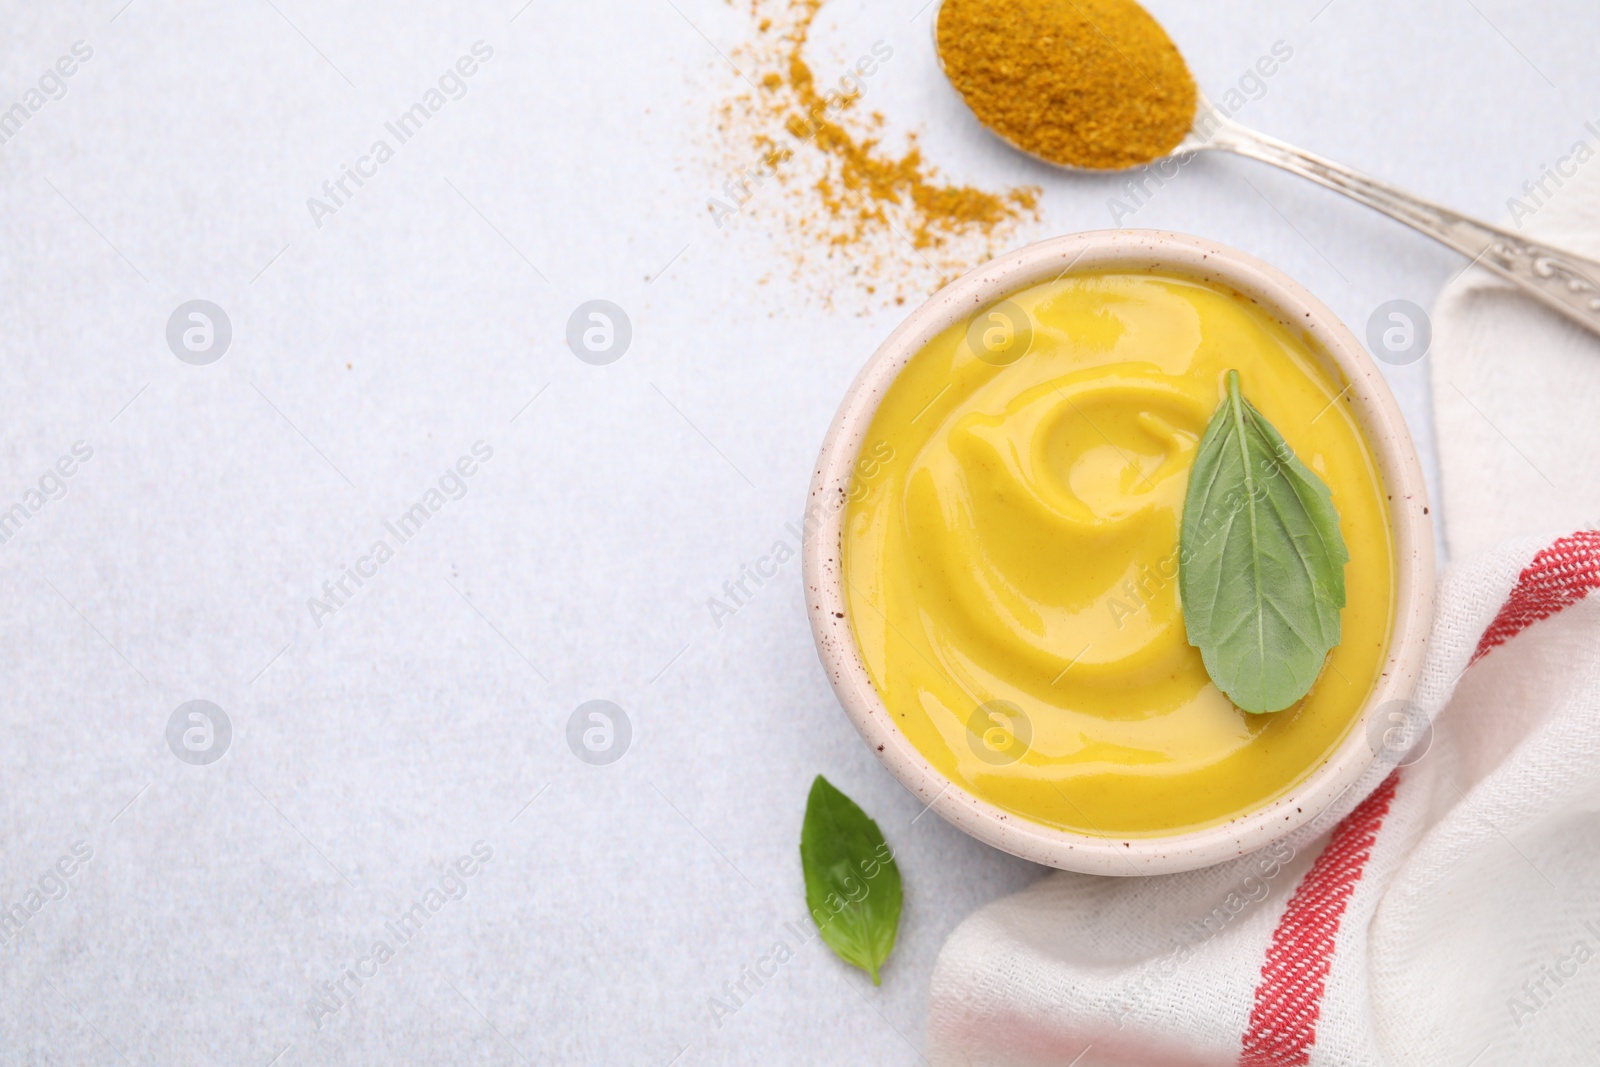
800;229;1435;876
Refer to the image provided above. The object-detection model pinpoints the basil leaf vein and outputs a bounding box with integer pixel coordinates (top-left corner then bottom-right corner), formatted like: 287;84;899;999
1178;370;1349;714
799;775;902;985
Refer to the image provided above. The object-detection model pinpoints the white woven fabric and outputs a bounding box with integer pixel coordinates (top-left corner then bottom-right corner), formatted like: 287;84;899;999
927;173;1600;1066
1429;162;1600;559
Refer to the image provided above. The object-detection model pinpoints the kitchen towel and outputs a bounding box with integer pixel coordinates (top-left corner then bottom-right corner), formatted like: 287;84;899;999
925;169;1600;1066
1430;160;1600;559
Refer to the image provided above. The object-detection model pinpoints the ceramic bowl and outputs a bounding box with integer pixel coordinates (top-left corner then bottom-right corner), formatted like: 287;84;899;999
801;229;1434;875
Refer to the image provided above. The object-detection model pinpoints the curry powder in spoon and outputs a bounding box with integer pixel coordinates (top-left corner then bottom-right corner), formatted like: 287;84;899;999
936;0;1196;170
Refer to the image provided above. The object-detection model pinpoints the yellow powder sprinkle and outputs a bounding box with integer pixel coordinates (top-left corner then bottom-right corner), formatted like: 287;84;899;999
708;0;1040;305
936;0;1196;170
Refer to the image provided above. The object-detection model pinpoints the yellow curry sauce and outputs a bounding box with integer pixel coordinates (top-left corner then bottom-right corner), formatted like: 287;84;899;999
843;271;1394;836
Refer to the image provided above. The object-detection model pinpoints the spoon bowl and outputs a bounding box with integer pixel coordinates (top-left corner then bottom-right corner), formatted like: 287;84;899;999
932;1;1600;338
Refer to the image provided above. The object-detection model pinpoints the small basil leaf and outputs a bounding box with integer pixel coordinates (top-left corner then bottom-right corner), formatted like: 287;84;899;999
1179;370;1350;714
799;775;902;985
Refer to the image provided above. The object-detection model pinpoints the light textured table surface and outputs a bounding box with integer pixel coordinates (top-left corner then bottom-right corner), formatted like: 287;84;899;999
0;0;1594;1063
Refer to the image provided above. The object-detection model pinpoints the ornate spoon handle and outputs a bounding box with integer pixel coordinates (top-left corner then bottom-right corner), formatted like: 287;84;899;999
1187;105;1600;337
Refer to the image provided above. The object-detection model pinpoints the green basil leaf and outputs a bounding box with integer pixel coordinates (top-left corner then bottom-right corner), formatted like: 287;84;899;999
1179;369;1349;714
799;775;902;985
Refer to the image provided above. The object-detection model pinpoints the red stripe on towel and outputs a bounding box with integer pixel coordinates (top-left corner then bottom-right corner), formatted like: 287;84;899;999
1238;772;1399;1067
1472;530;1600;663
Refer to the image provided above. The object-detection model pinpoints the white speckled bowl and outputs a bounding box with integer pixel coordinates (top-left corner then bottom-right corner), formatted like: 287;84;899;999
801;230;1434;875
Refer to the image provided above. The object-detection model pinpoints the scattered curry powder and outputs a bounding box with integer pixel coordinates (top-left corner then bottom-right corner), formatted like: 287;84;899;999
709;0;1040;303
780;2;1035;249
935;0;1196;170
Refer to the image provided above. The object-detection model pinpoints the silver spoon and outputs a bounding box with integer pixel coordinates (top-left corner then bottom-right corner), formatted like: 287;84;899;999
939;42;1600;340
